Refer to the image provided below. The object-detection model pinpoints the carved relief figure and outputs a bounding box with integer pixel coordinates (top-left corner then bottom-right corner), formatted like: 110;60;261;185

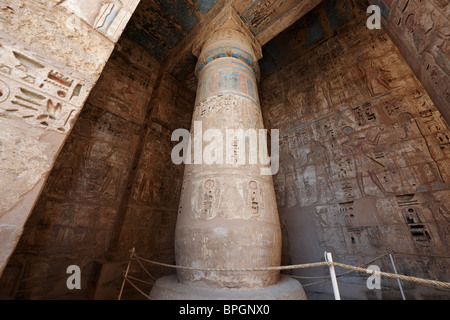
342;127;386;197
357;56;397;97
46;136;90;196
310;72;333;112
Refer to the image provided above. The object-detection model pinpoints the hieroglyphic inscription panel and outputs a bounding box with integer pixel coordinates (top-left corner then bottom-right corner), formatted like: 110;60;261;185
0;37;92;132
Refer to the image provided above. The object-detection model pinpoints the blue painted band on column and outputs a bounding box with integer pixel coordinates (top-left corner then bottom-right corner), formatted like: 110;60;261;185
195;47;259;78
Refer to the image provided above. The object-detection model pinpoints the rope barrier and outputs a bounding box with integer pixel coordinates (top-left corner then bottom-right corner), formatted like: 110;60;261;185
124;277;154;300
134;255;157;281
332;262;450;290
297;279;329;288
285;250;393;280
126;275;155;286
132;253;330;272
118;248;450;299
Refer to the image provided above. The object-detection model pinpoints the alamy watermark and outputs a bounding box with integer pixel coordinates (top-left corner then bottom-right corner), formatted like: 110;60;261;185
171;121;280;176
66;265;81;290
366;265;381;290
366;5;381;30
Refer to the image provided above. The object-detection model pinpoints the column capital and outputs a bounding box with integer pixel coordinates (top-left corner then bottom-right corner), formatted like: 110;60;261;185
192;7;263;61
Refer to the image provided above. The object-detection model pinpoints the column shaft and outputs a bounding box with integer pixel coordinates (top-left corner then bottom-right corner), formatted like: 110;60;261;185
151;12;306;300
175;23;281;289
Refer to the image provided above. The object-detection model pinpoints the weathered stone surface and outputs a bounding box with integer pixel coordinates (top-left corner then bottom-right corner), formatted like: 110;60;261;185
369;0;450;124
115;124;188;257
151;274;306;300
0;117;65;276
0;104;141;298
0;0;140;280
60;0;140;43
0;0;127;80
0;225;22;276
0;40;198;298
0;121;53;213
150;74;196;130
176;19;281;289
86;36;159;127
260;7;450;299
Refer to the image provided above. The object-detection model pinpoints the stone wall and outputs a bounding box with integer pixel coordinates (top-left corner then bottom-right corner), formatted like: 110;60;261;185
0;36;161;299
108;73;195;299
259;11;450;299
0;0;140;277
370;0;450;125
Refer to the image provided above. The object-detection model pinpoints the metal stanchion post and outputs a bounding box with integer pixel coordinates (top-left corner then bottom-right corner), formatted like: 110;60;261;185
389;253;406;300
325;251;341;300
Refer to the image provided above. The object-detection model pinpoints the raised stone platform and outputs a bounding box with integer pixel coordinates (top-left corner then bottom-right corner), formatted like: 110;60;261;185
150;274;307;300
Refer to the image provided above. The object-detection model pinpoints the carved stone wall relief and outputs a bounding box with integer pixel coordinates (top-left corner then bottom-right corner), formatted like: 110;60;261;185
261;10;450;296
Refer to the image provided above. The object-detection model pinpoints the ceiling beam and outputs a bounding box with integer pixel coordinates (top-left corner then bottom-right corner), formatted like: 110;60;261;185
252;0;324;45
160;0;323;82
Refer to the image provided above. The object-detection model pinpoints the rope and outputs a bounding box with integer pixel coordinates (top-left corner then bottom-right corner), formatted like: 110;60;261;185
133;255;157;281
118;248;156;300
126;275;154;286
129;251;450;291
332;262;450;290
125;278;154;300
286;250;393;280
117;248;133;300
132;253;329;272
118;248;450;300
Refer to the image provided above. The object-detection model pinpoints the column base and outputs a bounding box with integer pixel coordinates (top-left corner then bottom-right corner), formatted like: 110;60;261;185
150;274;307;300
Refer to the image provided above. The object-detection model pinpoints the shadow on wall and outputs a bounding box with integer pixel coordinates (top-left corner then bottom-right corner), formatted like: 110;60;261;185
260;0;358;77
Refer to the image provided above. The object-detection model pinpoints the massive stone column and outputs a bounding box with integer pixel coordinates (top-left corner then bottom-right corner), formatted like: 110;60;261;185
150;9;306;300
